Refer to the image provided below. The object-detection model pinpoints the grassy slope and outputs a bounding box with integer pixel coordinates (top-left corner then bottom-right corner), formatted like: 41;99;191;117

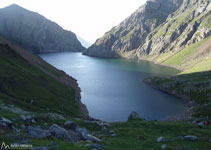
0;42;80;116
163;37;210;66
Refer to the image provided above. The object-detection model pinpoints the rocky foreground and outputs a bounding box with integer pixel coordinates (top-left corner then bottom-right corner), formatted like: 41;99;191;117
1;103;211;150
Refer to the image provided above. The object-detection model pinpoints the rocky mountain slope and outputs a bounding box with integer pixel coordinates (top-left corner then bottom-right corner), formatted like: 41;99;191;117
84;0;211;68
0;4;85;53
0;35;89;118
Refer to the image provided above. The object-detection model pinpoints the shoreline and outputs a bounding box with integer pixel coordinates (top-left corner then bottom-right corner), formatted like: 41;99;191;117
143;78;196;121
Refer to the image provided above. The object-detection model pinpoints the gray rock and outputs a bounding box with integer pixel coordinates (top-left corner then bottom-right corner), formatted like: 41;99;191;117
128;112;140;120
91;143;104;150
183;135;199;141
85;134;101;143
161;144;167;149
64;121;78;131
49;124;66;138
76;127;89;136
47;113;65;120
27;126;51;139
96;121;111;127
64;130;82;144
21;115;27;121
0;117;13;129
85;143;91;147
31;119;36;123
111;134;117;137
109;130;115;134
76;127;100;143
157;136;166;142
0;104;28;114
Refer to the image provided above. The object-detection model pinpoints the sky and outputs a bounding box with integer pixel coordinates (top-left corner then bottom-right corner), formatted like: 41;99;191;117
0;0;147;44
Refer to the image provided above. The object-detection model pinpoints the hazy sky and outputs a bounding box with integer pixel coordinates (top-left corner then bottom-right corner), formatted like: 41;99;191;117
0;0;146;43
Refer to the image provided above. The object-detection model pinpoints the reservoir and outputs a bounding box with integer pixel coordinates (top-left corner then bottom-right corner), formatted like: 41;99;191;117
40;52;186;122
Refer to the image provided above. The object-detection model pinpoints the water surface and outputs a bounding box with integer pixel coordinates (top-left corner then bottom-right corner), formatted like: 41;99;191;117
40;52;186;122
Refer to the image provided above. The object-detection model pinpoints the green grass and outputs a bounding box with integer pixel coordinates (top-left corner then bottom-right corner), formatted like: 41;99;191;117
0;43;79;116
163;37;211;66
183;58;211;74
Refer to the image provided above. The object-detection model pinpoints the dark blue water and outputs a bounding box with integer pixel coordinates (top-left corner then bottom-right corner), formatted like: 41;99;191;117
40;52;186;122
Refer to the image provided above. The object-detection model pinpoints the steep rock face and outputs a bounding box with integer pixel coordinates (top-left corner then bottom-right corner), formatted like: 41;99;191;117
84;0;183;57
0;4;85;53
137;0;211;57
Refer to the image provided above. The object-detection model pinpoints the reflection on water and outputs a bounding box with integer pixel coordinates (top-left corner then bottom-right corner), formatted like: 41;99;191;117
40;52;186;122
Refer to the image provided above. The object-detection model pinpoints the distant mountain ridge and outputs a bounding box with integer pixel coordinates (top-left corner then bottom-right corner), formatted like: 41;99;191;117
84;0;211;73
0;4;86;53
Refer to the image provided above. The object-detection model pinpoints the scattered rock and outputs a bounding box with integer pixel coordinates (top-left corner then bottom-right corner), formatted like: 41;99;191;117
91;143;104;150
111;134;117;137
21;115;27;121
49;124;66;138
27;126;51;139
31;119;36;123
47;113;65;120
84;120;111;127
85;143;91;147
0;104;28;114
64;121;78;131
108;130;115;134
85;134;101;143
183;135;199;141
161;144;167;149
157;136;166;142
0;117;13;129
128;111;140;120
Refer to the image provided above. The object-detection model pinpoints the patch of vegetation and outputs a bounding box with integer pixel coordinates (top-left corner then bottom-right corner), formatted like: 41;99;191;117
0;44;79;117
163;37;211;66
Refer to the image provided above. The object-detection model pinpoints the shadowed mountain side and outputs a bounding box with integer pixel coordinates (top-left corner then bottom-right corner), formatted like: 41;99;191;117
0;4;86;53
0;35;89;118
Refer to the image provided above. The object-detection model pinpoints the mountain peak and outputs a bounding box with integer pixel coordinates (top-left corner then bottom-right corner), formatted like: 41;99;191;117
5;4;23;9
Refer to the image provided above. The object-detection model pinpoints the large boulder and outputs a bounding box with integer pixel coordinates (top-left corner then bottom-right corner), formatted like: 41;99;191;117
128;112;140;120
49;124;66;138
27;126;51;139
64;130;82;144
64;121;78;131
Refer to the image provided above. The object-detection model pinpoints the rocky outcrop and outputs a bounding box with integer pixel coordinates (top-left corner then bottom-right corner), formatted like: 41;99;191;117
136;0;211;57
84;0;211;62
84;0;183;57
0;4;85;53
